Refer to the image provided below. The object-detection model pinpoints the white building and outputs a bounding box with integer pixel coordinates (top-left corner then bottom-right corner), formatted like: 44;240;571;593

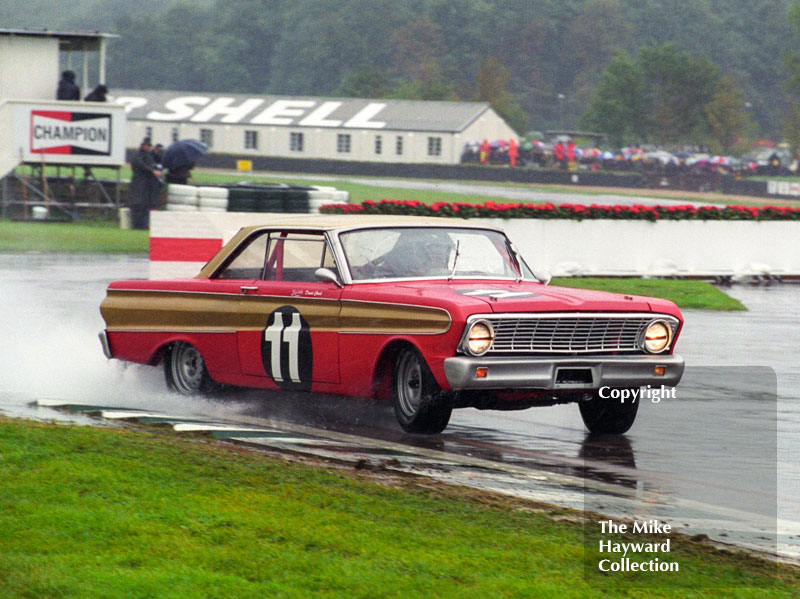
113;89;518;165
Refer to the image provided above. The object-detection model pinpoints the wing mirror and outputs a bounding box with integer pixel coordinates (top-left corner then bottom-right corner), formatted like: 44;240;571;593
533;270;552;286
314;267;343;288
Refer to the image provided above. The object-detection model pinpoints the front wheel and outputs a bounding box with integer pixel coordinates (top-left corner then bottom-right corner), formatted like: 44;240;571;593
578;389;639;434
392;347;453;434
164;341;217;395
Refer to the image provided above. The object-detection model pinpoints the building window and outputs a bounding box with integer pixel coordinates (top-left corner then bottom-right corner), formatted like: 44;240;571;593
337;134;351;153
427;136;442;157
171;127;179;143
145;126;153;140
244;130;258;150
200;128;213;148
395;135;403;155
290;132;304;152
374;135;382;155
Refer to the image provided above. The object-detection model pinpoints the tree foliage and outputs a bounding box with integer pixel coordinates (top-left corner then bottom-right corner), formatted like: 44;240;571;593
3;0;794;140
582;44;752;150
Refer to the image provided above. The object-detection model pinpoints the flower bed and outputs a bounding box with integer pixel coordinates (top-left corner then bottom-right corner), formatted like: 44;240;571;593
320;199;800;221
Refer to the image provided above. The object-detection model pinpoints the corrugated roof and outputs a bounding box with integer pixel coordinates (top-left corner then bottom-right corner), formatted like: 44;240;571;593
112;89;493;133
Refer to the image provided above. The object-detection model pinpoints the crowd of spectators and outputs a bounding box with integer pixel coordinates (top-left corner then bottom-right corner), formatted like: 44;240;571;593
460;138;798;181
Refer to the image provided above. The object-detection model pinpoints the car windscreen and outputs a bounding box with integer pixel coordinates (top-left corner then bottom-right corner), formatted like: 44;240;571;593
340;227;534;281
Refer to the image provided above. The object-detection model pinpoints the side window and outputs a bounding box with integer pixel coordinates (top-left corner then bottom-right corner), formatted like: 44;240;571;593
264;233;338;282
215;233;269;280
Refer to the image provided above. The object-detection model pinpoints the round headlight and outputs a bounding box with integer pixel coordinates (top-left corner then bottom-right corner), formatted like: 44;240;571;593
644;320;672;354
466;321;494;355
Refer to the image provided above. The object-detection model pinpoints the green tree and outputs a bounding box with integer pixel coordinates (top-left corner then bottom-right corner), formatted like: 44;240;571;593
336;65;393;98
784;2;800;153
582;44;727;148
580;53;648;147
638;43;722;145
474;57;527;133
705;75;755;155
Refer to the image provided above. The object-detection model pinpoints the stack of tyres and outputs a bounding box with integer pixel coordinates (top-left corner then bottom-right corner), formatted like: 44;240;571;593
227;186;311;213
197;186;229;212
166;184;199;211
307;187;350;212
283;189;311;213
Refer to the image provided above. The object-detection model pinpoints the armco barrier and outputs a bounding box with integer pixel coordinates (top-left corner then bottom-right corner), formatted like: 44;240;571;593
148;211;800;280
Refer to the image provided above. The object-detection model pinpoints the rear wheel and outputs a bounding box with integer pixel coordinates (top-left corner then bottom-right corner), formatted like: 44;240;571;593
578;389;639;434
164;342;216;395
392;347;453;434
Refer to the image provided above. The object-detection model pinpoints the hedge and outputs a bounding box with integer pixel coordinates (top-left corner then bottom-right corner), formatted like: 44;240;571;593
320;199;800;221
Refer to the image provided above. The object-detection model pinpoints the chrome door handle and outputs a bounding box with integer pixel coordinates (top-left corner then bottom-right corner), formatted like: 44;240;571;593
241;286;258;294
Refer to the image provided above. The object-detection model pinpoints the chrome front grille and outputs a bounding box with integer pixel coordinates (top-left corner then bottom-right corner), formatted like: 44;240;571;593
485;314;657;354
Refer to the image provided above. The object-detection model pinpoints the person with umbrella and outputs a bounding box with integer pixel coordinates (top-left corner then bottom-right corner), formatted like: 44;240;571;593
162;139;208;184
129;137;162;230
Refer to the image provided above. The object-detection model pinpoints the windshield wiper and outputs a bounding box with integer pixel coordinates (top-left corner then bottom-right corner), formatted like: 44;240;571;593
447;239;461;281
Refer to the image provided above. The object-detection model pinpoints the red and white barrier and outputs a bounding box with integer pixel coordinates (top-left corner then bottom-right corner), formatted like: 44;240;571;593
150;211;800;279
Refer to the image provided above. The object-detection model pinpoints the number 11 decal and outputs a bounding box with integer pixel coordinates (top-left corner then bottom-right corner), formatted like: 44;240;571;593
261;306;313;391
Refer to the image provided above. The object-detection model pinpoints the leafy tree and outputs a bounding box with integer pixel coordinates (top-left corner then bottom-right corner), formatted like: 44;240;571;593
580;53;648;147
582;44;730;147
475;57;528;133
705;75;755;155
784;1;800;153
563;0;633;110
28;0;791;139
638;43;722;145
336;65;394;98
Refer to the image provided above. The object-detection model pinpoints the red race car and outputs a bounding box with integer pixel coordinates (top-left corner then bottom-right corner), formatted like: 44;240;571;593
100;215;684;434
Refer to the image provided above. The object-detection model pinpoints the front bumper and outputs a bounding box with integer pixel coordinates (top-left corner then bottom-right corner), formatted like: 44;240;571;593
443;354;684;391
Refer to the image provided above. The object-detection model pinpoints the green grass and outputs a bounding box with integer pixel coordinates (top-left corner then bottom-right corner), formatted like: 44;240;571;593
553;278;746;311
22;163;800;207
0;418;793;598
0;220;148;253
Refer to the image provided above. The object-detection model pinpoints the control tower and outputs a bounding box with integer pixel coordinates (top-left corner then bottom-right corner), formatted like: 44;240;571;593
0;28;127;217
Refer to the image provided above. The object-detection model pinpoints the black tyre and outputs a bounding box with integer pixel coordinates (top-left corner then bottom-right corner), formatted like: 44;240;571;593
392;347;453;434
578;390;639;434
164;341;217;395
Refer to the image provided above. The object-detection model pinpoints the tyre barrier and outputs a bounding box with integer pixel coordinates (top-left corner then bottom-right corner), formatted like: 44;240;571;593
166;184;198;198
164;183;347;213
198;197;229;210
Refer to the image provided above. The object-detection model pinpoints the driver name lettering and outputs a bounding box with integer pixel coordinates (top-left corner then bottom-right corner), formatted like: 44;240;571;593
291;289;323;297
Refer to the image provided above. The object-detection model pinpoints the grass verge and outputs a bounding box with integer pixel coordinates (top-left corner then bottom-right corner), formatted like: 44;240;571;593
22;164;800;207
0;418;794;598
0;220;148;253
553;277;746;311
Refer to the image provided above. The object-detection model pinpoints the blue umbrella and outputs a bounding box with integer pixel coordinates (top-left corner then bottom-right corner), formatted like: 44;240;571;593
162;139;208;170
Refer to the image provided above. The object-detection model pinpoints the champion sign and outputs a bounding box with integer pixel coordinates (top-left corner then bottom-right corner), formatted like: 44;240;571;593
30;111;112;155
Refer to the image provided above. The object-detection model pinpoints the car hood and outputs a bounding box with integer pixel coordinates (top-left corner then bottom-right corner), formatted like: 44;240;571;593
391;280;660;314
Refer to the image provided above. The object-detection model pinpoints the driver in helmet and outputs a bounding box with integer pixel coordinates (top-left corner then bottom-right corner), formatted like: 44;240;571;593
386;230;455;277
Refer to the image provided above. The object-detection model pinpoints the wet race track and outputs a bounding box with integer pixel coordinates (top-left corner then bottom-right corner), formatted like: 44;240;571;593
1;253;798;560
